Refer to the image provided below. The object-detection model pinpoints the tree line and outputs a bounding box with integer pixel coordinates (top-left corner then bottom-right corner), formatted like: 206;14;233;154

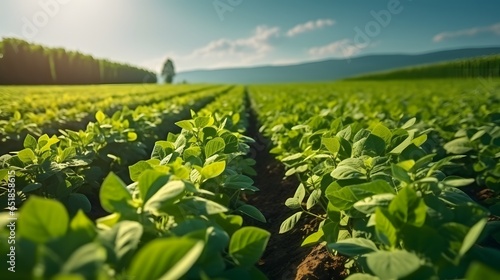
0;38;157;85
350;55;500;80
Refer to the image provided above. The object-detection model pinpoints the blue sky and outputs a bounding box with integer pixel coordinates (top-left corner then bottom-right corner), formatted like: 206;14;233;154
1;0;499;72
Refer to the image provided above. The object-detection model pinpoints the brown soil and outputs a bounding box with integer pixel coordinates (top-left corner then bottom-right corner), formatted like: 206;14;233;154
245;97;347;279
295;245;349;280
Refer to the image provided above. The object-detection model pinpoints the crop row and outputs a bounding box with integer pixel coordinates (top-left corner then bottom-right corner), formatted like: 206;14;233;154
0;84;218;143
249;79;500;279
0;85;273;279
0;86;234;214
1;80;499;279
0;84;214;117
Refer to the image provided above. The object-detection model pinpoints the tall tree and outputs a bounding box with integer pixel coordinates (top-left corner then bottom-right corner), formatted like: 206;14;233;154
0;38;157;85
161;58;175;84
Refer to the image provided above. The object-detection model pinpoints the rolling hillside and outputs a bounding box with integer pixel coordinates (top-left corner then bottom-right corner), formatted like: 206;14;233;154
175;47;500;84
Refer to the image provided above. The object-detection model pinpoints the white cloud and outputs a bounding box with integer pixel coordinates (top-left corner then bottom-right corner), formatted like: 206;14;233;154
308;39;365;58
191;25;280;60
286;19;335;37
433;22;500;42
141;25;281;72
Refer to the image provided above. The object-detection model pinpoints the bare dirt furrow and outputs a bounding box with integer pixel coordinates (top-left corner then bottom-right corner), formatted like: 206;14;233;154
245;91;346;279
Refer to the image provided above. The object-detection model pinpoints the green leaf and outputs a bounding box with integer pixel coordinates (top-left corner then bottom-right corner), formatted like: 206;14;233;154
182;197;228;215
138;170;170;203
224;174;257;191
388;187;426;227
400;143;426;161
411;154;434;172
470;130;487;142
426;155;465;176
95;111;106;123
372;123;392;144
365;250;421;280
439;222;469;260
22;183;42;193
459;218;487;257
444;137;473;154
127;132;137;142
18;148;36;163
13;110;21;120
61;243;106;276
204;137;225;158
322;137;341;154
128;161;153;182
70;210;96;241
400;225;446;261
466;262;500;280
236;204;266;223
345;273;380;280
331;158;366;180
442;176;475;188
294;183;306;202
18;196;69;243
279;212;303;234
65;193;92;214
231;113;241;126
175;120;194;131
363;134;386;156
194;116;213;128
440;187;475;205
389;132;414;155
129;237;204;280
99;172;133;213
39;136;59;153
401;118;416;129
214;214;243;236
144;180;185;214
282;153;303;162
184;146;202;160
222;133;239;153
398;159;416;171
353;193;395;214
375;208;397;247
326;180;395;210
412;134;427;147
285;198;302;209
151;141;175;159
59;147;76;162
302;230;324;247
201;161;226;179
99;221;143;268
0;169;8;181
23;134;37;149
229;227;271;267
323;221;340;243
338;137;353;159
328;238;378;257
337;125;352;140
306;189;322;210
391;164;411;183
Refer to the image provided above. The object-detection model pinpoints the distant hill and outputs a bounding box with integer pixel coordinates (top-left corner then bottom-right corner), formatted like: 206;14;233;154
348;54;500;80
175;47;500;84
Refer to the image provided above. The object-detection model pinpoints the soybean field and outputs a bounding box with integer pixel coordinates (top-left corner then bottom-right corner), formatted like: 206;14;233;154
1;79;500;279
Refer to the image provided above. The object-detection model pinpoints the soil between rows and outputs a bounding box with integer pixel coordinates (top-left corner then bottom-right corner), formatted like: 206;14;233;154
244;98;347;280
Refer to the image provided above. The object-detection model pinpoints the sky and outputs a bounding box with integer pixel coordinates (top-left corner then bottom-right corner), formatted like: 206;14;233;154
1;0;500;73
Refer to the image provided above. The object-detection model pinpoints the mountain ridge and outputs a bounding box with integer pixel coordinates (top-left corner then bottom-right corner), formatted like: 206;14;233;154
175;47;500;84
